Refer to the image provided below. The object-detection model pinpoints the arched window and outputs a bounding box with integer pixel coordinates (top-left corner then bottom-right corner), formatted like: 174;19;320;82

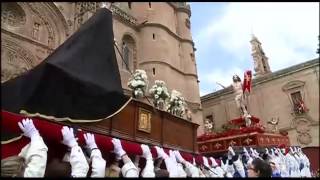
122;42;129;70
128;2;132;9
121;35;136;71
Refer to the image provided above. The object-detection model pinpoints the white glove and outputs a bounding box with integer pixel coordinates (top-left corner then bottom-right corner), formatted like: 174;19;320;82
173;150;185;164
155;146;169;159
254;149;259;157
203;156;209;168
265;148;269;155
228;146;236;156
290;147;294;154
221;159;228;172
210;157;218;167
141;144;152;160
61;126;78;148
243;147;249;157
111;138;126;159
83;133;98;150
18;118;40;139
192;157;196;166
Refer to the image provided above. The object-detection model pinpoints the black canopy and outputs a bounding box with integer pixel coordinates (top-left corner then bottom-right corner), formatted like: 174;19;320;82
1;8;131;122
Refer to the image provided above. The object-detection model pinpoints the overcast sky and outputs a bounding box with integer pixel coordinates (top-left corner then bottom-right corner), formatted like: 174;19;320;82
190;2;319;96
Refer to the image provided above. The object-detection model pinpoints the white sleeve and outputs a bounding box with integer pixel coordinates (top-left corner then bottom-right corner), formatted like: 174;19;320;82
177;163;187;177
121;161;139;177
215;166;226;177
19;136;48;177
141;159;155;177
163;157;179;177
90;149;106;177
184;161;199;177
70;145;89;177
233;158;246;177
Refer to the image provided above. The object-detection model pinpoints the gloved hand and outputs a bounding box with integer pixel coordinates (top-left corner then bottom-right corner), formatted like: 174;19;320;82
173;150;185;164
192;157;196;166
141;144;152;160
111;138;126;159
290;147;294;154
265;148;269;155
155;146;169;159
61;126;78;148
210;157;218;167
243;147;249;157
220;159;228;172
228;146;236;156
254;149;259;157
83;133;98;150
169;150;177;163
18;118;40;139
203;156;209;168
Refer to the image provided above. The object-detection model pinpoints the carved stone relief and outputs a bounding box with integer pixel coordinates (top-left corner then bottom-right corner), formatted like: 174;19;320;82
1;39;36;82
291;116;312;145
1;2;26;28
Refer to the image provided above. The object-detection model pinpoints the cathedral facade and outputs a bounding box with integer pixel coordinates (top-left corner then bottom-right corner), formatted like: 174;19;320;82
201;36;319;147
1;2;203;129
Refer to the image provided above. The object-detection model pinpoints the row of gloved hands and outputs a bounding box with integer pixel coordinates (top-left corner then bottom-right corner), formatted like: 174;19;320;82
18;118;186;162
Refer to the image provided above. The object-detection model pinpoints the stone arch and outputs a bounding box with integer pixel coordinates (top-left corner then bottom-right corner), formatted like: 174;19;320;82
26;3;68;49
121;33;137;71
1;38;37;82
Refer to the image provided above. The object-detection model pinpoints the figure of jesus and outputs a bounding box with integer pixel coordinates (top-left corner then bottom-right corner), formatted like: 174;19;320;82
232;75;249;117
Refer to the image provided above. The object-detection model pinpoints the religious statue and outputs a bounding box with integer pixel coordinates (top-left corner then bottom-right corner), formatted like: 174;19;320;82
127;69;148;99
267;117;279;133
204;119;214;134
232;73;252;127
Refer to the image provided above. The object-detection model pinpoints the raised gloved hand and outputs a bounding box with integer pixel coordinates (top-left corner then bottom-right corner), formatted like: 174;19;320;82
154;146;169;159
83;133;98;150
210;157;218;167
243;147;250;157
192;157;196;166
203;156;209;168
61;126;78;148
265;148;269;155
254;149;259;157
228;146;236;156
220;159;228;172
289;147;294;154
18;118;40;139
173;150;185;164
111;138;126;159
141;144;152;160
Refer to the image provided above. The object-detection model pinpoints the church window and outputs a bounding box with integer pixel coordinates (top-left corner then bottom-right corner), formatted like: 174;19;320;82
149;2;152;8
122;42;129;70
152;33;155;40
152;68;156;75
128;2;132;9
290;91;306;115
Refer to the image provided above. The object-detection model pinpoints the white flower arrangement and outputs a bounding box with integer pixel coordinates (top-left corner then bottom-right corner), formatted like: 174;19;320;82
167;90;186;117
149;80;170;109
127;69;148;99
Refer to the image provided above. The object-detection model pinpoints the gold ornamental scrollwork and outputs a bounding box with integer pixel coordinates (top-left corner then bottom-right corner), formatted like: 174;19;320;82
138;108;152;133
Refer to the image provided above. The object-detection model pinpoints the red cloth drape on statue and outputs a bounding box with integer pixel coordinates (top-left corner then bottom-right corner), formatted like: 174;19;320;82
1;110;202;164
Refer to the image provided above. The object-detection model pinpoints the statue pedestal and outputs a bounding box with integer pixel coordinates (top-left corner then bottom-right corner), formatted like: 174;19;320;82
197;116;290;155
